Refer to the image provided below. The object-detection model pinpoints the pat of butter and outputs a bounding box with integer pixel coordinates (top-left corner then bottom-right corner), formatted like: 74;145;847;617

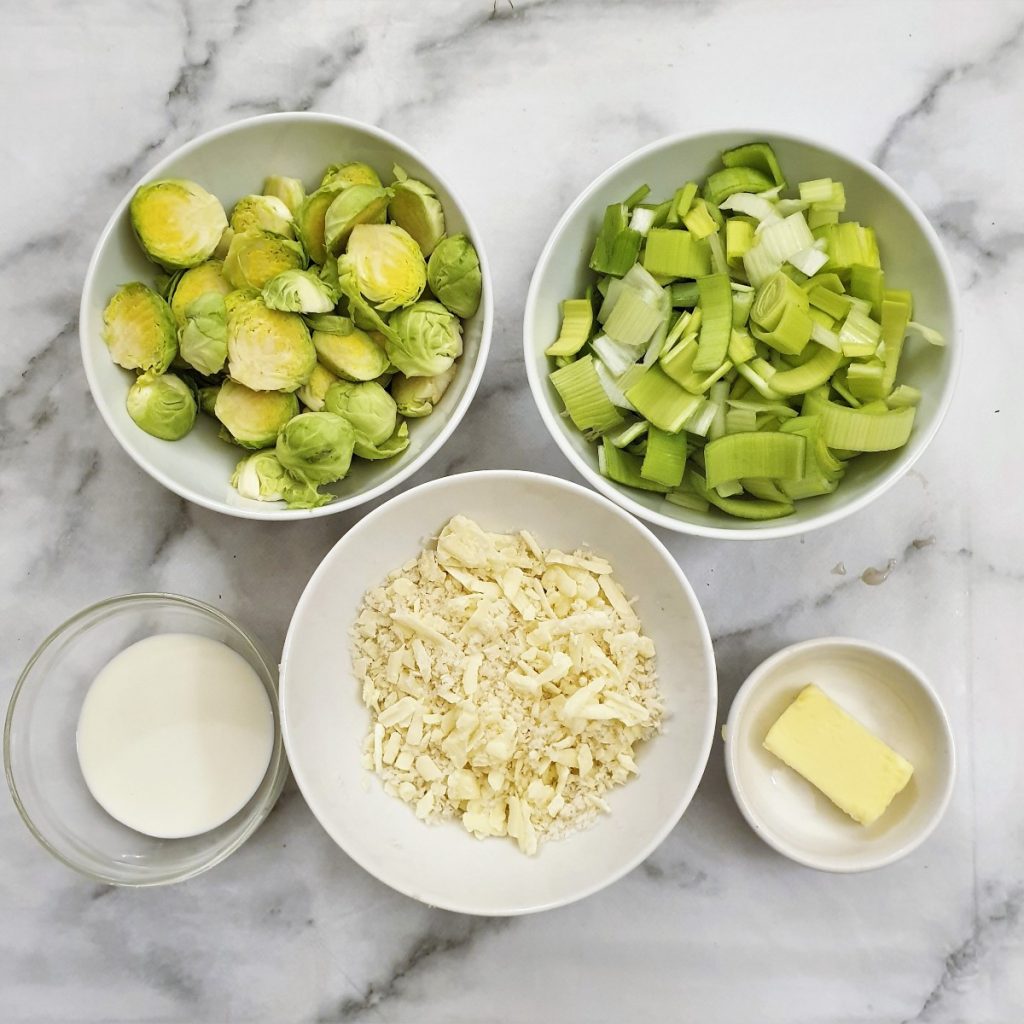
763;684;913;826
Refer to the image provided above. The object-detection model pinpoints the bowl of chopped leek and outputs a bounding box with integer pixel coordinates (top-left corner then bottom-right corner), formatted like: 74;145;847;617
524;131;958;538
81;113;492;519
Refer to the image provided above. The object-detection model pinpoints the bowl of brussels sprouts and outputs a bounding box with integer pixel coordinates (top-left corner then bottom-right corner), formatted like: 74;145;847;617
81;113;492;519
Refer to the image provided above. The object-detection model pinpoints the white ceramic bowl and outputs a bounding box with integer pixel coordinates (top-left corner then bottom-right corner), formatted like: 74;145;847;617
280;470;717;915
724;637;955;872
81;113;492;520
524;129;959;539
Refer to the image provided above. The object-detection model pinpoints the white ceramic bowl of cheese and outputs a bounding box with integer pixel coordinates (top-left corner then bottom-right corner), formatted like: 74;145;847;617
280;470;717;915
724;637;955;872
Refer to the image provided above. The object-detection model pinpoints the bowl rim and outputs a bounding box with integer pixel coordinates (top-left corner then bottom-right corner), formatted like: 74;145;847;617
80;111;494;521
723;635;957;872
5;592;288;887
523;127;962;540
279;468;719;915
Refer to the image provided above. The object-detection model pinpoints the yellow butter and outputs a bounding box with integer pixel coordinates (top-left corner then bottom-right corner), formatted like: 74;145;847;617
763;684;913;826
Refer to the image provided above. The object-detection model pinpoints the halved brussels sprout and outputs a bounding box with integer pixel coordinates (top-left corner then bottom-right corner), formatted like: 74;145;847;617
312;325;389;382
223;230;306;290
276;411;355;484
386;300;463;378
390;168;445;256
102;282;178;373
214;226;235;260
426;234;481;318
344;223;426;311
179;293;228;376
231;450;329;509
297;362;338;411
168;259;231;327
324;184;391;257
126;371;197;440
230;194;295;238
321;162;382;191
198;383;221;416
324;380;397;445
355;420;410;460
263;176;306;216
130;179;228;270
225;293;316;392
295;185;344;266
262;268;336;314
390;365;457;417
214;378;298;449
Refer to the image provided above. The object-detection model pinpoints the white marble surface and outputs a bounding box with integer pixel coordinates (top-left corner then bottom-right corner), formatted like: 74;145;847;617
1;1;1021;1020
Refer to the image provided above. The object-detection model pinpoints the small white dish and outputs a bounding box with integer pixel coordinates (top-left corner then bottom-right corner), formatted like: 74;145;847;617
280;470;717;915
523;129;960;539
80;112;492;520
725;637;955;872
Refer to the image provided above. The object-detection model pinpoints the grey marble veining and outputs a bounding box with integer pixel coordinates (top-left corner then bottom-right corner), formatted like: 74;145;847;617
1;1;1022;1021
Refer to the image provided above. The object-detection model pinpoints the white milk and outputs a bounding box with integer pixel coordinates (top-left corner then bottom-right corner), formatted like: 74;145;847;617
77;633;275;839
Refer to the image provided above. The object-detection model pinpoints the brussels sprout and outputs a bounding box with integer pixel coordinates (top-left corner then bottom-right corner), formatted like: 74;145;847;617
312;325;389;382
168;259;231;327
198;383;221;416
130;179;228;270
324;380;397;445
214;378;298;449
276;411;355;484
262;176;306;216
354;420;410;461
426;234;482;318
324;184;391;257
102;282;178;373
126;371;197;440
179;292;228;376
389;168;445;257
345;223;426;311
385;300;463;378
230;194;295;238
321;162;382;191
225;293;316;392
297;362;338;411
295;185;344;266
390;365;457;418
214;226;235;260
262;268;337;313
223;230;306;290
318;255;341;295
231;451;329;509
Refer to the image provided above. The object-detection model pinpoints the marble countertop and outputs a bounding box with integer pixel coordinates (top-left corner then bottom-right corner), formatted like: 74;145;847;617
2;1;1021;1020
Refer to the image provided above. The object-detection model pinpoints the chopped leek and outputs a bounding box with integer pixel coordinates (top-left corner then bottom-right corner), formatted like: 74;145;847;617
704;166;774;206
545;298;593;357
643;229;710;279
545;139;942;521
589;203;642;276
704;431;806;488
549;355;623;434
906;320;946;346
683;199;719;240
625;364;702;432
803;389;915;450
694;274;733;372
641;426;688;487
603;287;663;347
606;418;649;447
721;143;786;188
599;442;670;493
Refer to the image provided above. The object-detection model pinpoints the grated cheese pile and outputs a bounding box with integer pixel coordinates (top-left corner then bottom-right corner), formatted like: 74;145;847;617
352;515;662;855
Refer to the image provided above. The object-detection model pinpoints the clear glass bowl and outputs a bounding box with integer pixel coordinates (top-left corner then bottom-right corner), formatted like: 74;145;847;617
5;593;287;886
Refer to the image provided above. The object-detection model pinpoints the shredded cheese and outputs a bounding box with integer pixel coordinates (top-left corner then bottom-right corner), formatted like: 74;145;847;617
352;515;662;855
